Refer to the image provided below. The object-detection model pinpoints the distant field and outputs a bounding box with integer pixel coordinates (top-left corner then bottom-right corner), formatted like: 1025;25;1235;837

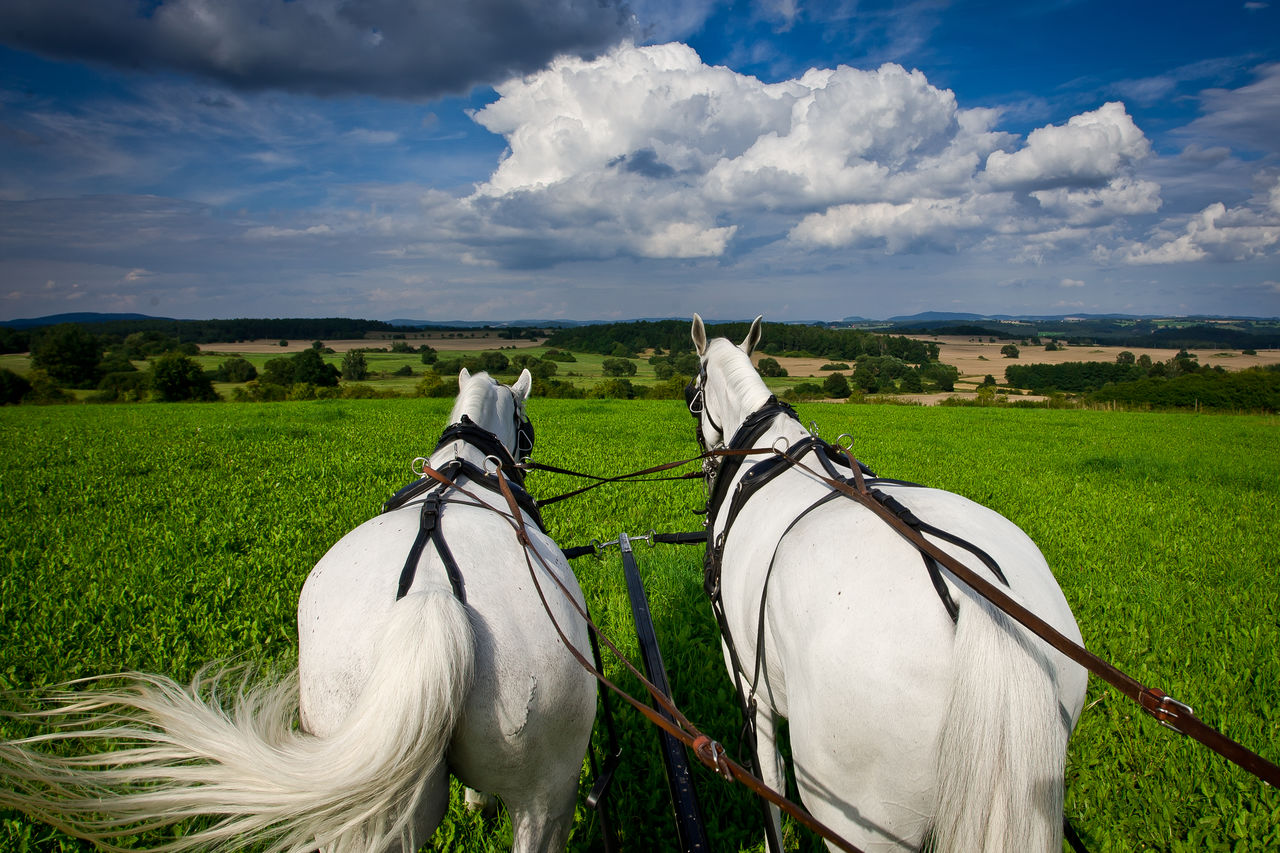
1;400;1277;851
762;336;1280;402
199;331;546;354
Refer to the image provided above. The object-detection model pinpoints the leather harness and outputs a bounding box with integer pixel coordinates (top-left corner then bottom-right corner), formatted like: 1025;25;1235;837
686;378;1280;795
381;412;541;604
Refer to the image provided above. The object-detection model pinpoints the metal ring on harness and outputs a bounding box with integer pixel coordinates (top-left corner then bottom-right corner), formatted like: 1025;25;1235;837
771;435;791;454
835;433;854;451
411;456;430;477
484;454;503;476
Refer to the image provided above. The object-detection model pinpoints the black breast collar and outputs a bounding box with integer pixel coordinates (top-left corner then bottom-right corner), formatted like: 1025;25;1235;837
382;414;543;604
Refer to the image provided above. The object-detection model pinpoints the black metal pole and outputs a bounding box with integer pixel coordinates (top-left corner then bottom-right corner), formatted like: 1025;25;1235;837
618;532;711;852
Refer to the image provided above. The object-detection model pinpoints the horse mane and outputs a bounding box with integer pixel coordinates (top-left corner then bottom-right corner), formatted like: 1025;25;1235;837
709;339;772;413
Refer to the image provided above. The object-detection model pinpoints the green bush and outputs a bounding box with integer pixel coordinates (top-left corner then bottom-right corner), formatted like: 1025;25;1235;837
149;354;217;402
601;358;637;377
215;357;258;383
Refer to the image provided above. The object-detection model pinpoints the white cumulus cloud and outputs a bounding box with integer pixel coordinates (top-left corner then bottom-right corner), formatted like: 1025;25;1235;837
1113;187;1280;264
983;102;1151;190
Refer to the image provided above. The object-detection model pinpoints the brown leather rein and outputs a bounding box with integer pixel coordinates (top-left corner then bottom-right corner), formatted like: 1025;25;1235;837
413;432;1277;852
698;437;1280;789
517;437;1280;789
415;459;868;853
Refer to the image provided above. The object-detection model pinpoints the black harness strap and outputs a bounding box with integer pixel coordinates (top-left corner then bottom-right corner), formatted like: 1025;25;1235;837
383;412;542;605
397;492;466;602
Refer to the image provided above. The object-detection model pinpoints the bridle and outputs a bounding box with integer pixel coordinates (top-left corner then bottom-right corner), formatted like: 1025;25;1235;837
431;388;535;484
684;362;721;454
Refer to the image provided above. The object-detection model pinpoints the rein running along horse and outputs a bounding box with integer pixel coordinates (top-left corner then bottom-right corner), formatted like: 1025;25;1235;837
0;369;595;853
687;315;1088;853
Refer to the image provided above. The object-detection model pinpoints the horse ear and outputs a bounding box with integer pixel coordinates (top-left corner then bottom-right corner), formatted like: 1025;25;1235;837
512;368;533;401
458;367;471;388
691;313;707;356
740;315;763;355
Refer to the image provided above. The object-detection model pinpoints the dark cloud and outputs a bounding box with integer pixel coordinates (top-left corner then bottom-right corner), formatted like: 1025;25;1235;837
0;0;638;99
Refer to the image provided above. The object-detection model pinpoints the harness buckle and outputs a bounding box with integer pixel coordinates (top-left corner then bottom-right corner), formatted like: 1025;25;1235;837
809;420;820;437
1139;689;1194;732
411;456;429;478
771;435;791;454
483;455;503;476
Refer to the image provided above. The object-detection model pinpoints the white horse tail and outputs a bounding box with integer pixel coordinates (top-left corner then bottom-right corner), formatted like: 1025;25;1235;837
931;596;1066;853
0;589;473;853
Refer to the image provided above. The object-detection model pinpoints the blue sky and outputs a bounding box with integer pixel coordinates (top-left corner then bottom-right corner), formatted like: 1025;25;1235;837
1;0;1278;322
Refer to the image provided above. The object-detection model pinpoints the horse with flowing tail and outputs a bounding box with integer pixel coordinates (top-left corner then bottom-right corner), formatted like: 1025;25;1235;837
687;315;1087;853
0;368;596;853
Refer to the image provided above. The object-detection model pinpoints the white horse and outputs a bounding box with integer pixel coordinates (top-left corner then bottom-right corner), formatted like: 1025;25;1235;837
688;315;1088;853
0;368;595;853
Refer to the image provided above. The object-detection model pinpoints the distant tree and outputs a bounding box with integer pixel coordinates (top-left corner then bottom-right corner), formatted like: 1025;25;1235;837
672;353;699;375
756;357;787;377
215;357;257;382
98;349;138;376
0;368;31;404
419;345;438;364
1044;340;1062;351
1116;350;1136;365
822;372;851;397
899;371;924;393
609;342;635;358
341;350;368;381
785;382;826;400
25;370;69;403
30;324;104;388
525;358;557;379
602;357;637;376
150;353;217;402
981;374;997;387
279;339;289;347
1000;344;1020;359
96;371;149;402
312;340;325;350
291;348;340;386
478;351;509;372
0;327;30;355
261;357;295;386
390;341;414;354
122;331;175;359
592;378;636;399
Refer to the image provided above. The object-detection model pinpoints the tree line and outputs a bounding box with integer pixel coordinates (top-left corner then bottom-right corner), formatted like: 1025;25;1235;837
545;319;940;364
1003;351;1280;412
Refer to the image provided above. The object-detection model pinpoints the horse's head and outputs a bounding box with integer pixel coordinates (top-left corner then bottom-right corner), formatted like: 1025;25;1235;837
449;367;535;461
687;313;768;450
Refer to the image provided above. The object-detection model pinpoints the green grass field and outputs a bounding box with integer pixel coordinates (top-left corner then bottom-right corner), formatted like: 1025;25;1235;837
1;400;1277;851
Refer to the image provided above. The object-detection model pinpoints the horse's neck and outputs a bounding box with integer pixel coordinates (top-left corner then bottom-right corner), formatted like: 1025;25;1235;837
714;345;775;441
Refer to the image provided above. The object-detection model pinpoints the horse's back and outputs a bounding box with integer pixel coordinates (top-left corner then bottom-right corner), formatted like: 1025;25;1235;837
296;499;595;802
720;472;1087;847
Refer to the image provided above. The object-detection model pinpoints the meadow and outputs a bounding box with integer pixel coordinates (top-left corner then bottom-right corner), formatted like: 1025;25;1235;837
1;399;1277;851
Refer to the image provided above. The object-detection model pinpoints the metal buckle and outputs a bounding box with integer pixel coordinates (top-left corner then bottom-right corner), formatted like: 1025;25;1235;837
411;456;429;478
1139;689;1194;732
